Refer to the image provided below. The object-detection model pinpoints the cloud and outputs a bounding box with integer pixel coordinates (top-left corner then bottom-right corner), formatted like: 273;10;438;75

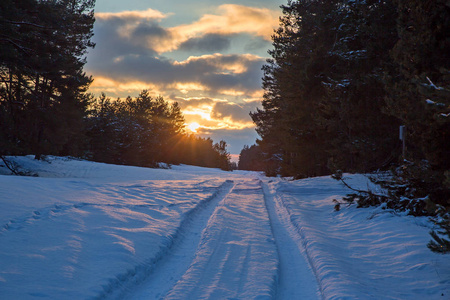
95;8;168;21
170;5;278;44
93;10;174;55
92;5;278;54
179;34;231;52
169;95;260;136
132;22;169;40
172;96;216;109
197;127;259;154
211;101;260;124
87;52;265;97
87;5;274;97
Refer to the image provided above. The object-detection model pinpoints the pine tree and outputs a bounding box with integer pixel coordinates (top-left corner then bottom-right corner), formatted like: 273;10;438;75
383;0;449;206
317;0;400;173
238;144;265;171
252;0;399;177
252;0;339;178
381;0;449;252
0;0;95;158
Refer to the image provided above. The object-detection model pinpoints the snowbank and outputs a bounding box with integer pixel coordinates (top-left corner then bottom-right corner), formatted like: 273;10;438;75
267;175;450;299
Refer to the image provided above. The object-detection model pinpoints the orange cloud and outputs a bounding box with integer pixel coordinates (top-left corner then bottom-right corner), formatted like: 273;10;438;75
95;8;168;21
90;76;161;98
176;53;261;74
183;107;213;121
170;5;279;45
173;94;257;133
97;5;279;54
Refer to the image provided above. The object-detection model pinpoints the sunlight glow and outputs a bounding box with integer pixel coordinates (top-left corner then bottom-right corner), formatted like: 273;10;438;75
187;122;201;133
183;107;212;121
174;82;207;94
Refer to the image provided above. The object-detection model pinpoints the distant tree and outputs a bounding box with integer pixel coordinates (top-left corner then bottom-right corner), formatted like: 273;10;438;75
171;135;221;168
87;91;184;167
238;144;264;171
85;93;120;163
86;92;232;170
213;140;232;171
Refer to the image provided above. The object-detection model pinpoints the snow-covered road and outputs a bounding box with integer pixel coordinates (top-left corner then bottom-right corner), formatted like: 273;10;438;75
1;156;448;299
128;178;319;299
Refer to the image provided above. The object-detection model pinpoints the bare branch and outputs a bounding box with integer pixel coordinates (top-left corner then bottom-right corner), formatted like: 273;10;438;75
0;156;19;175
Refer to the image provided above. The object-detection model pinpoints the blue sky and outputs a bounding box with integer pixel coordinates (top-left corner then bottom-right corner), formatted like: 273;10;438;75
86;0;284;156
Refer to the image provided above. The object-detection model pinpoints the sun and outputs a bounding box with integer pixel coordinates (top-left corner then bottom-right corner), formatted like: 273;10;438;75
187;122;201;133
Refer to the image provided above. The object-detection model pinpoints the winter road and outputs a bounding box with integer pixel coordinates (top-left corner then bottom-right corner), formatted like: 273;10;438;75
126;178;320;300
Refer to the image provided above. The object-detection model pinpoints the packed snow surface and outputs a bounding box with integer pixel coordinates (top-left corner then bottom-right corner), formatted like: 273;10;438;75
0;156;448;299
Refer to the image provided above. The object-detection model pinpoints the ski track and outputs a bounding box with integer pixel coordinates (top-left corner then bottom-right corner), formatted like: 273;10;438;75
261;179;322;300
124;178;322;300
101;180;235;299
127;178;283;300
163;178;278;300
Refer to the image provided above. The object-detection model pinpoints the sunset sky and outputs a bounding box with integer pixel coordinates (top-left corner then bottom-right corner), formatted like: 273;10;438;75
85;0;284;158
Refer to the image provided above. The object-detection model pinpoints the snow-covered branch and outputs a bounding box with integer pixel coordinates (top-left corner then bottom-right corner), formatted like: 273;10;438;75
425;77;446;91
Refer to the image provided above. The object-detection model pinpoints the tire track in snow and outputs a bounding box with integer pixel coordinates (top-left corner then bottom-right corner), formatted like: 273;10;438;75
105;179;235;300
163;179;278;300
261;180;322;300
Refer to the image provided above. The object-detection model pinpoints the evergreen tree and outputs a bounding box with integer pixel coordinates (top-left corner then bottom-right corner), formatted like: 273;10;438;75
87;91;184;167
384;0;450;207
86;91;232;170
238;144;265;171
317;0;400;172
213;140;232;171
85;93;121;163
252;0;399;177
383;0;450;252
252;0;338;178
0;0;95;158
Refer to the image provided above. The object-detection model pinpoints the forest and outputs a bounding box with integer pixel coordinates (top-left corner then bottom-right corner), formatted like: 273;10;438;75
239;0;449;252
0;0;232;171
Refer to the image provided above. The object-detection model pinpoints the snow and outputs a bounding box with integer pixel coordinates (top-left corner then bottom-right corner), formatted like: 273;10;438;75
426;99;446;107
425;77;445;91
0;156;449;299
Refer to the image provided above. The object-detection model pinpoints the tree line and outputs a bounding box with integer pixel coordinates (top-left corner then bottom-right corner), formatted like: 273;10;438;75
239;0;449;252
87;91;232;169
0;0;231;170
